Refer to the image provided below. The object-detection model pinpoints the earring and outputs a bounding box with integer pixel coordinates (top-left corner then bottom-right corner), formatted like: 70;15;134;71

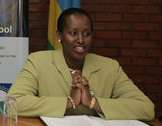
58;39;61;43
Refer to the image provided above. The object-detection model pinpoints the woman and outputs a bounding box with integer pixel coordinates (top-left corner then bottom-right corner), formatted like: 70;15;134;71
8;8;154;120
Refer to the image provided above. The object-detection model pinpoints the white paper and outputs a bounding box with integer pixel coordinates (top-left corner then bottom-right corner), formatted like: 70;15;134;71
40;115;149;126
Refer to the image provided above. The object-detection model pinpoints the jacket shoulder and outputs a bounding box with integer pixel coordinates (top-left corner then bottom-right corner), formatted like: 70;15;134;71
87;53;120;70
25;50;57;65
89;53;119;65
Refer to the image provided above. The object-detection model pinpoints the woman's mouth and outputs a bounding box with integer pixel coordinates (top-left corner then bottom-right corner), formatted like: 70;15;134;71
74;46;86;54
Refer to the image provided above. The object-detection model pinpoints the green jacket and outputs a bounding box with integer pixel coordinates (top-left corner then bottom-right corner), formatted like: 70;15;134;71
8;49;154;120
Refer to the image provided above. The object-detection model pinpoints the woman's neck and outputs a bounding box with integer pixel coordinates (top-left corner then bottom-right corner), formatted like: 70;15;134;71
65;57;83;71
68;60;83;71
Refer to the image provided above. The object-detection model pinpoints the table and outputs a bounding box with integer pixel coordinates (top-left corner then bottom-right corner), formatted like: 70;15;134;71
0;116;44;126
0;116;162;126
152;118;162;126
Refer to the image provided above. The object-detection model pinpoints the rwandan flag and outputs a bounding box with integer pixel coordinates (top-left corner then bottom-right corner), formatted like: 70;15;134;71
48;0;80;49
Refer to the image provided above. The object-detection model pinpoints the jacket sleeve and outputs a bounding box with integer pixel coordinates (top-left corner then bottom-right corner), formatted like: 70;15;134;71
8;54;67;117
97;62;155;121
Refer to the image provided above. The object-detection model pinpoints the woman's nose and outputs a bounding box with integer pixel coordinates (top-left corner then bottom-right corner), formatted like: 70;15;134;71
77;33;84;44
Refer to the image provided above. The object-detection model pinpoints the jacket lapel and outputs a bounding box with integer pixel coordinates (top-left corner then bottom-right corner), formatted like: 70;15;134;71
51;49;72;86
82;53;101;80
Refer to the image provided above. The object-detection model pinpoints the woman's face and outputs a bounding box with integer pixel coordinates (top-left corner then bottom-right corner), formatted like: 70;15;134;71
59;14;92;62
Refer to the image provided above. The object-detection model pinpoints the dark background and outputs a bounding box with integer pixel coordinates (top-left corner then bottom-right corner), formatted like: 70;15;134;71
29;0;162;117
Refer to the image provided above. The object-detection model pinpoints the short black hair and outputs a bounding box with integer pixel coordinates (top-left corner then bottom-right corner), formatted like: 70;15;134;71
57;8;93;33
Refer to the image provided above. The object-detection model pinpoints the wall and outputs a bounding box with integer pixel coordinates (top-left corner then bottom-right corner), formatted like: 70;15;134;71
29;0;49;52
29;0;162;117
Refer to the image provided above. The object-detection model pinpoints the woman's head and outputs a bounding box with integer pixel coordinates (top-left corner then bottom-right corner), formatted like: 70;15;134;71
57;8;93;65
57;8;93;33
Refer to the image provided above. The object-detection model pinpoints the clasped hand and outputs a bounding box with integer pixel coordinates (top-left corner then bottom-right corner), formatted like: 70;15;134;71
70;70;91;107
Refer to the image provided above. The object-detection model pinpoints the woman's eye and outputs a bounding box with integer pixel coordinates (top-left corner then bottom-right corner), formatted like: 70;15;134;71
69;31;77;36
68;31;92;37
83;32;91;37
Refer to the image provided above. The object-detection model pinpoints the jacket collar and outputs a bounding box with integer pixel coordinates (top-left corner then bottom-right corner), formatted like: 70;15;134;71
51;49;101;84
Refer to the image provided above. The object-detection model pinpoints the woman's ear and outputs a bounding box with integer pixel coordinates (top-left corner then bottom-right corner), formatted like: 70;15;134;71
56;31;61;43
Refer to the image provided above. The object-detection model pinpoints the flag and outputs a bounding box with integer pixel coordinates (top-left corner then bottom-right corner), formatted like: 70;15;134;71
0;0;28;92
48;0;80;49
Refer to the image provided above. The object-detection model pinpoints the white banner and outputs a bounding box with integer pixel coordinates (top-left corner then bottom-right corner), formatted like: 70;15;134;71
0;37;28;83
